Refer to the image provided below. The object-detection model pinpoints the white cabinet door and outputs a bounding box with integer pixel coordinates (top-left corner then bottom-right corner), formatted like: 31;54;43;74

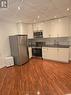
43;22;51;38
42;47;58;61
43;18;69;38
69;47;71;61
28;47;32;58
42;47;69;63
57;48;69;63
42;47;47;59
33;23;45;31
27;25;33;39
43;30;49;38
47;48;58;61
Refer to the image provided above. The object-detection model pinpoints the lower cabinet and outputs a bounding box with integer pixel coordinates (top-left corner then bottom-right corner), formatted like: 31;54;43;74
57;48;69;63
42;47;69;63
47;48;57;61
28;47;32;58
42;47;48;59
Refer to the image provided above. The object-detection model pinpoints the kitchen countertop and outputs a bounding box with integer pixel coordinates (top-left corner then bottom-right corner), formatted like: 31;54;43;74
28;44;70;48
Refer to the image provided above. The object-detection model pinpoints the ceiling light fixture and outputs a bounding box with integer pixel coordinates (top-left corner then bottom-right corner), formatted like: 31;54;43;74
67;8;70;11
58;19;61;22
18;6;20;10
54;16;57;18
37;16;40;19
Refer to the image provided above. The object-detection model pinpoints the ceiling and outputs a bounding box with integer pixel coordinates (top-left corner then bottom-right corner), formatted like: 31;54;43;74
0;0;71;23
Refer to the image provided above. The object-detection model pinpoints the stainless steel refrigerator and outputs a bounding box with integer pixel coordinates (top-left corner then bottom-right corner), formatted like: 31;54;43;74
9;35;29;65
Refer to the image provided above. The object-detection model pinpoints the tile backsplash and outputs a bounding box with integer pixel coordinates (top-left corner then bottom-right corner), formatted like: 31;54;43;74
28;37;71;47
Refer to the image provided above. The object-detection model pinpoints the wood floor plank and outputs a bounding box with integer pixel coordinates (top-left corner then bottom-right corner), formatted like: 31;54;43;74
0;58;71;95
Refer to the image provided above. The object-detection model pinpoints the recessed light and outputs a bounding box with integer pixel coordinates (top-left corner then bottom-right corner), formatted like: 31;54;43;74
18;6;20;10
67;8;70;11
37;16;40;19
58;19;61;22
54;16;57;18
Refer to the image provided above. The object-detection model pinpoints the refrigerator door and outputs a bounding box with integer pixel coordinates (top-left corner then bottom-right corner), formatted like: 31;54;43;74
18;36;29;65
9;36;20;65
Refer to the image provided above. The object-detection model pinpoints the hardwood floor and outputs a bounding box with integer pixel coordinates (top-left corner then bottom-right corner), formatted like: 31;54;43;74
0;58;71;95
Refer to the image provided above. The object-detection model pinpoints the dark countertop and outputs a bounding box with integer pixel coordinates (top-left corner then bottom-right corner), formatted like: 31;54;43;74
28;44;70;48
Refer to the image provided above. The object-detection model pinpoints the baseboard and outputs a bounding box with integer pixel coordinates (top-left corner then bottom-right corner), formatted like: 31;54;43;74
43;58;69;64
30;57;69;63
31;56;43;59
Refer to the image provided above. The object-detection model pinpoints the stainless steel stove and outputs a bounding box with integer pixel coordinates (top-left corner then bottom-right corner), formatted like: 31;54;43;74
32;47;42;57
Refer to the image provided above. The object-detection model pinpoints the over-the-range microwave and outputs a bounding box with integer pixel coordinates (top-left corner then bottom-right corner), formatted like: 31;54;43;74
33;31;43;38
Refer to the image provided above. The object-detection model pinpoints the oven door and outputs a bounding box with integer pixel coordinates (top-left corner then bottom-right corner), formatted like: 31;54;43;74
32;48;42;57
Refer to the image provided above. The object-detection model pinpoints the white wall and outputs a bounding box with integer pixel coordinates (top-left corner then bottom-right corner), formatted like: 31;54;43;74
0;21;17;68
0;22;17;57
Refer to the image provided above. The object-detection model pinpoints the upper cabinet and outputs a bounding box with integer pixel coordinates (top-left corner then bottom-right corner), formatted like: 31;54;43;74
43;21;51;38
33;23;44;31
50;18;69;37
70;17;71;37
42;47;69;63
33;23;50;38
44;17;69;38
27;24;33;39
17;17;70;39
36;17;70;38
